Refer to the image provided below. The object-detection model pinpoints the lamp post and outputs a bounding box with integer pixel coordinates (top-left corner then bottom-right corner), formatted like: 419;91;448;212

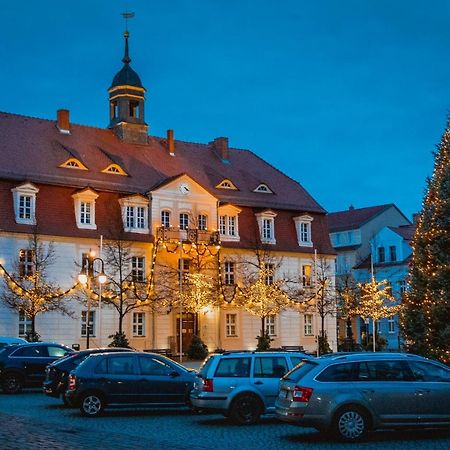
78;250;107;349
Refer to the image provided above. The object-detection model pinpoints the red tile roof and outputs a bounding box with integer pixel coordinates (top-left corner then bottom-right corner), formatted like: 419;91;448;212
327;204;405;232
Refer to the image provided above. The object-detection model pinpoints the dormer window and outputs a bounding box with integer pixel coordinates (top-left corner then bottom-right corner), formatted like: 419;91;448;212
11;183;39;225
101;164;127;176
119;195;149;234
255;210;277;244
216;179;238;190
59;158;88;170
72;188;99;230
294;215;313;247
253;183;273;194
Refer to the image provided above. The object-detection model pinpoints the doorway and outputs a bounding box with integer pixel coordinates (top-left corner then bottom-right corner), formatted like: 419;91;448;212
176;312;196;354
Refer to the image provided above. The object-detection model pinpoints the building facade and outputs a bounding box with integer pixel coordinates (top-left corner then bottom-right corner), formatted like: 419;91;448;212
0;32;336;353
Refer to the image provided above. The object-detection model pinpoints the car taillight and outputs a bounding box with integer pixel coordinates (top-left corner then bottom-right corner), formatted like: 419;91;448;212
202;378;214;392
68;374;77;391
292;386;313;402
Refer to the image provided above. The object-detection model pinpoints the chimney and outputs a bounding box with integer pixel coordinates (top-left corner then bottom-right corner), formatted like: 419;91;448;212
167;129;175;156
212;137;229;162
57;109;70;134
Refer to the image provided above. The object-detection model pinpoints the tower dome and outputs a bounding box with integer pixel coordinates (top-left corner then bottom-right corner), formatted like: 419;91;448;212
108;31;148;144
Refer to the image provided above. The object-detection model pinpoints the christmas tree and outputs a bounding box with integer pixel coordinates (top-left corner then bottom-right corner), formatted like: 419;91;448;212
402;120;450;364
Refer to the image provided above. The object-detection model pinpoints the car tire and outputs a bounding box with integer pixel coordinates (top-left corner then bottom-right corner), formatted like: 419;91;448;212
229;393;262;425
2;373;23;394
79;393;105;417
332;405;369;442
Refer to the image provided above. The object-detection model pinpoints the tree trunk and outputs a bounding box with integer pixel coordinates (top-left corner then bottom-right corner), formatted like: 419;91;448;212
261;316;265;336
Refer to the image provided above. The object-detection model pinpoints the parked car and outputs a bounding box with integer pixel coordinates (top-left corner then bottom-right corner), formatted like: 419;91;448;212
190;351;311;424
43;347;134;405
65;351;197;417
0;336;27;350
275;352;450;442
0;342;74;394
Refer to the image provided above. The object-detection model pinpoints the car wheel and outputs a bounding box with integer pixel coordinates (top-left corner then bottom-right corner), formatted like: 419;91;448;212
80;393;105;417
2;373;23;394
332;406;369;442
229;393;262;425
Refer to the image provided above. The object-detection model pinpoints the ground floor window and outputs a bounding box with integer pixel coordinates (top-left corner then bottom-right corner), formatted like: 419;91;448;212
304;314;313;336
225;313;237;337
133;312;146;337
266;316;276;336
388;317;395;333
81;310;95;337
18;312;32;336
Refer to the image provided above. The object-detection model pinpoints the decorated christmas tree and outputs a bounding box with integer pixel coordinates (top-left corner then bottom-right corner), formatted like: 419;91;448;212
402;120;450;364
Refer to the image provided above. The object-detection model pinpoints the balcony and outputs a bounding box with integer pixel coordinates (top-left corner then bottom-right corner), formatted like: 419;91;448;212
156;227;220;246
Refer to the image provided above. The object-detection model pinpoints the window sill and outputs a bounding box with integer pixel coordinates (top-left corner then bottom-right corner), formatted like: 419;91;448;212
225;335;239;338
124;227;150;234
220;235;240;242
16;218;36;225
77;223;97;230
298;241;313;247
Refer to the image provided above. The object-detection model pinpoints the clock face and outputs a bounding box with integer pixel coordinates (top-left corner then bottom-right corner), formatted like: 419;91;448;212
179;183;190;195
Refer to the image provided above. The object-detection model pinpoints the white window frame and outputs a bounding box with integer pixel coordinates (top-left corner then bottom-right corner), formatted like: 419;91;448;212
131;256;146;282
224;261;235;285
72;188;98;230
179;212;190;230
18;311;32;337
161;210;171;228
388;317;395;334
304;314;313;336
302;264;312;287
19;249;34;277
198;214;208;231
225;313;237;337
133;312;146;337
255;210;277;245
11;183;39;225
119;196;149;234
265;316;276;336
294;215;313;247
218;205;241;242
264;263;274;285
81;310;96;337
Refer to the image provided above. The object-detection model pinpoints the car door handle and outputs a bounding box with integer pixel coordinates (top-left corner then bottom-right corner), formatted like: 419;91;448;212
254;381;263;385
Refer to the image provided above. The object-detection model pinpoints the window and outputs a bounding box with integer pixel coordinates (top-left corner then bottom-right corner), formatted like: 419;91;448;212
253;357;288;378
215;357;251;378
113;101;119;119
161;210;171;228
179;213;189;230
294;215;313;247
399;280;407;298
409;361;450;382
388;317;395;333
178;258;190;283
218;205;241;241
198;214;207;231
108;355;135;375
12;183;39;225
119;196;149;234
356;360;412;382
101;164;127;176
59;158;88;170
302;264;312;287
72;188;98;230
216;179;238;190
378;247;385;263
347;231;354;244
255;210;277;244
265;316;276;336
264;263;274;285
226;313;237;336
81;310;95;337
224;261;235;285
389;245;397;262
316;363;355;382
304;314;313;336
129;101;140;118
133;312;145;337
253;183;273;193
18;312;32;337
48;346;68;357
138;356;172;376
131;256;145;282
19;249;34;277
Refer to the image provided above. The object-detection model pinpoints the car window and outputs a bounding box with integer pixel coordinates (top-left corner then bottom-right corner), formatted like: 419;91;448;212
107;356;135;375
283;360;317;382
254;356;288;378
138;356;173;376
215;357;251;378
199;356;215;377
409;361;450;382
95;358;108;374
290;356;307;367
356;360;412;381
12;346;47;357
47;346;67;358
316;363;355;382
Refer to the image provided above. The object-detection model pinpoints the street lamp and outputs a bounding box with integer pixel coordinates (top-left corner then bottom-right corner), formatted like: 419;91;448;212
78;250;106;349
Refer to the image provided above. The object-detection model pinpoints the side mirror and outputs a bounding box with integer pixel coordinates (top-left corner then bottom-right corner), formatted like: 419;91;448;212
169;371;180;378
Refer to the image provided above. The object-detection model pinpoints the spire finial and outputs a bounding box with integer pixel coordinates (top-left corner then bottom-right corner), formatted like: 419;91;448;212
121;12;135;65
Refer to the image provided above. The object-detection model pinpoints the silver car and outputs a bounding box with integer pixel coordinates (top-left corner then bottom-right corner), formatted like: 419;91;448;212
275;352;450;442
190;351;311;424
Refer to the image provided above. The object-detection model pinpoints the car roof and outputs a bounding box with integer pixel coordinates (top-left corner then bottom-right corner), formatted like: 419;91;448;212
210;351;311;358
315;352;428;365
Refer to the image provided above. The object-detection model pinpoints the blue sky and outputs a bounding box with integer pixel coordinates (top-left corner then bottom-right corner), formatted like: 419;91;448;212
2;1;450;219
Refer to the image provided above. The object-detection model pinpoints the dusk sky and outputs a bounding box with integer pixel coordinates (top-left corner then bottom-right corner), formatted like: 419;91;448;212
2;1;450;220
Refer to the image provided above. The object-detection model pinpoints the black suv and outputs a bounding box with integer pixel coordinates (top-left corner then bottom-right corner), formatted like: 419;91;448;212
43;347;134;405
65;351;197;416
0;342;73;393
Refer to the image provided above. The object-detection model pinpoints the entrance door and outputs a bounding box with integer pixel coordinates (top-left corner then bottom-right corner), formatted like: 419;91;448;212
176;313;196;354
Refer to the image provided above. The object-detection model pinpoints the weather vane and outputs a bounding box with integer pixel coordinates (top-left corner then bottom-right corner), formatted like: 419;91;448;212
121;11;135;32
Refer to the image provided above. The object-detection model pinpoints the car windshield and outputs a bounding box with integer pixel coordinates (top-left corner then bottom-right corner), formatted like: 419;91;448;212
283;360;318;382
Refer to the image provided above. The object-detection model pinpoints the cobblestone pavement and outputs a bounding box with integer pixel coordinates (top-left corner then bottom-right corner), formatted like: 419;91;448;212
1;390;450;449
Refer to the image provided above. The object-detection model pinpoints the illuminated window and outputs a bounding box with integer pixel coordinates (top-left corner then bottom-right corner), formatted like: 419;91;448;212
19;250;34;277
302;264;312;287
264;263;274;285
133;312;146;337
59;158;88;170
216;179;238;190
179;213;189;230
226;313;237;337
218;205;241;241
266;316;276;336
131;256;146;282
224;261;235;285
198;214;207;231
101;164;127;176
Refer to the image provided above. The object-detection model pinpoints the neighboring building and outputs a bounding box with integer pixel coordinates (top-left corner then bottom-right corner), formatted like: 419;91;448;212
327;204;411;349
0;31;336;353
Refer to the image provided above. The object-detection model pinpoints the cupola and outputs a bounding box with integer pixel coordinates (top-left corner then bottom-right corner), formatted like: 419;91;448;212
108;31;148;144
